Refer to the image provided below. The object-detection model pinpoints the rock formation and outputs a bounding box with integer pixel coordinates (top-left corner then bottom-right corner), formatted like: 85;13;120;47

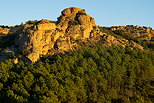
0;7;153;63
57;7;100;39
109;25;154;41
0;7;103;63
14;20;59;62
0;27;10;35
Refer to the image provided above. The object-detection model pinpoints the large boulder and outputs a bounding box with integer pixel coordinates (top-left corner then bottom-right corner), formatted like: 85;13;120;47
57;7;99;39
62;7;85;16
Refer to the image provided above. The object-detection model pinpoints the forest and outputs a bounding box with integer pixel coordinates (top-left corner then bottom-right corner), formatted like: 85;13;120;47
0;44;154;103
0;6;154;103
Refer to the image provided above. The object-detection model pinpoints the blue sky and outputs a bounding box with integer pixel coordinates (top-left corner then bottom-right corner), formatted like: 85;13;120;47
0;0;154;28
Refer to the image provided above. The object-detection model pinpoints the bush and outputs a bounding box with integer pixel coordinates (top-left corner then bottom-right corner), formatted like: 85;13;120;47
25;20;39;24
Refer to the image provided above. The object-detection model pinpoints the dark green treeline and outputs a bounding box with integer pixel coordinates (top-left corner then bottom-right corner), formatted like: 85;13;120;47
0;45;154;103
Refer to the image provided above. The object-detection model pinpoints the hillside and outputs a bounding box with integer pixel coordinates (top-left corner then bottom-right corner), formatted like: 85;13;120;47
1;7;154;64
0;7;154;103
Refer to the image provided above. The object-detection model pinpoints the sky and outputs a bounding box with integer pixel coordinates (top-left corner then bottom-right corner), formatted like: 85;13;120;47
0;0;154;28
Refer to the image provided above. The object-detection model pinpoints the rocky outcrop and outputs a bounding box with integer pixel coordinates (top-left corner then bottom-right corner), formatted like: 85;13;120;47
102;34;144;50
12;7;103;63
57;7;99;39
15;20;63;62
0;26;10;35
110;25;154;41
0;25;24;36
0;7;151;63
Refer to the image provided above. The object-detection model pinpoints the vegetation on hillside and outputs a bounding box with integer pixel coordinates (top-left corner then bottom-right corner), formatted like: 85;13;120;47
99;26;154;50
0;44;154;103
25;20;56;25
0;22;154;102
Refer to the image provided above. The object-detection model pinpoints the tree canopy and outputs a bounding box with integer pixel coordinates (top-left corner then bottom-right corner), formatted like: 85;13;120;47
0;44;154;103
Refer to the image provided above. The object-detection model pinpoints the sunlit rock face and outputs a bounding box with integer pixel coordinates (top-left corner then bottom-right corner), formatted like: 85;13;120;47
1;7;151;63
13;7;102;63
57;7;98;39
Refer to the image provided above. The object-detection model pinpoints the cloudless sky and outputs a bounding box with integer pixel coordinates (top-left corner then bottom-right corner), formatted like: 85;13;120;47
0;0;154;28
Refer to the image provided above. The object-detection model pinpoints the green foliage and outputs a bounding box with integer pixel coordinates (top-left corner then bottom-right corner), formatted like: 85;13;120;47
99;27;120;37
0;45;154;102
50;21;56;23
25;20;39;24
